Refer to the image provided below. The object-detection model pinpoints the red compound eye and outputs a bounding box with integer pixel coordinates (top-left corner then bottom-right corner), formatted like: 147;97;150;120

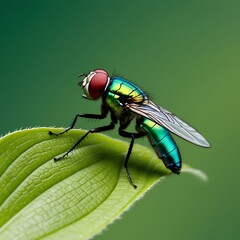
93;69;108;75
89;70;109;99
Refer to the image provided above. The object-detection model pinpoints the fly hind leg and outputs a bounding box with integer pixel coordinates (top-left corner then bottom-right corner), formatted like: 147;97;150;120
119;128;145;189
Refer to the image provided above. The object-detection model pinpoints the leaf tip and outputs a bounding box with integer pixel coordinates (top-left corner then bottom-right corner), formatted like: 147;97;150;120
182;168;208;182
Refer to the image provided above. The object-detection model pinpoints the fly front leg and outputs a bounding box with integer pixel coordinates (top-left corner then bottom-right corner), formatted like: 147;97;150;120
49;104;108;136
54;121;115;161
119;128;146;189
49;113;107;136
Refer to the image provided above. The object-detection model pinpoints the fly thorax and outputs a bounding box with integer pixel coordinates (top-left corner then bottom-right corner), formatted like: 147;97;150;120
105;92;123;118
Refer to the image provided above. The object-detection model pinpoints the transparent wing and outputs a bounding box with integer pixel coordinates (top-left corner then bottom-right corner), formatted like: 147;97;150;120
126;100;210;147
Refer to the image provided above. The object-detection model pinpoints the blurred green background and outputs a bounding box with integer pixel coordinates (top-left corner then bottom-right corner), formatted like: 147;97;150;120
1;0;239;239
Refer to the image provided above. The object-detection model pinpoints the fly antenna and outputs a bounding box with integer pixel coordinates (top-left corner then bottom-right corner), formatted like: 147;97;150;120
78;73;87;78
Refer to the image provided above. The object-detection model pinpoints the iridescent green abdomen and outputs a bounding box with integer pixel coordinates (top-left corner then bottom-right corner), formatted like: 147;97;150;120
138;118;182;173
109;77;147;103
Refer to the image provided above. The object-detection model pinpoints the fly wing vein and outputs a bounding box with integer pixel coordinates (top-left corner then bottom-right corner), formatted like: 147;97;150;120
126;101;210;147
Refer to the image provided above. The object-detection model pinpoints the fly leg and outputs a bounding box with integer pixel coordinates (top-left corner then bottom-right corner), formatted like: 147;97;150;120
54;122;115;161
49;113;107;136
119;128;145;189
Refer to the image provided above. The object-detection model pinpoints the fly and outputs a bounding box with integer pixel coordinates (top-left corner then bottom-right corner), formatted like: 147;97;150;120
49;69;210;188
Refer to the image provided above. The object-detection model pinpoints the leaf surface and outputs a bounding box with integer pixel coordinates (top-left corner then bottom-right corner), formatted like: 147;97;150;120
0;128;180;239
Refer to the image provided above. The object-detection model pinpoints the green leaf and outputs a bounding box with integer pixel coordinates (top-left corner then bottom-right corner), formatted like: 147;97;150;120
0;128;202;240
